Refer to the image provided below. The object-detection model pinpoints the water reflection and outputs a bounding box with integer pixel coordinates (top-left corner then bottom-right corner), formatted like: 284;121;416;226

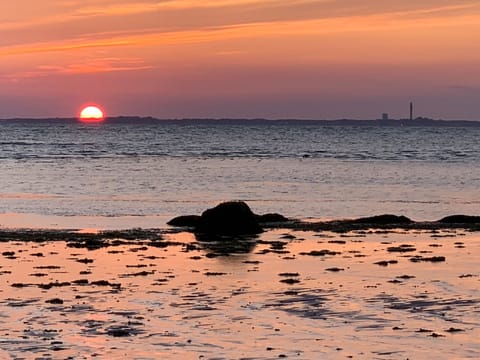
194;233;259;254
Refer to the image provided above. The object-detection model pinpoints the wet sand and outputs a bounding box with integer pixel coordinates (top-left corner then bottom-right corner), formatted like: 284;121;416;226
0;227;479;359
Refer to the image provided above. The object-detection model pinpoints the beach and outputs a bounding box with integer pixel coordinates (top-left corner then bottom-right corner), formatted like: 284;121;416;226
0;222;479;359
0;121;479;359
4;0;480;358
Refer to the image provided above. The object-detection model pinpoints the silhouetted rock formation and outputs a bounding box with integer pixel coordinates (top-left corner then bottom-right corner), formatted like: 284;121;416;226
167;204;480;234
168;211;288;229
167;215;200;227
438;215;480;224
195;201;263;235
350;214;412;225
256;213;289;223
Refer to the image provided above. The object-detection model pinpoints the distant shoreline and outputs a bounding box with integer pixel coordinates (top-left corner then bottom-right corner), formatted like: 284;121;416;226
1;117;480;127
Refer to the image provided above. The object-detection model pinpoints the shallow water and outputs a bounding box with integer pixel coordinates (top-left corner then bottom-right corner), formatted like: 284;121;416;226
0;120;479;228
0;229;478;359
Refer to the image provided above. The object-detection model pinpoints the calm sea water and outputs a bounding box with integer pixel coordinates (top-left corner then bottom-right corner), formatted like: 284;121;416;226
0;119;479;228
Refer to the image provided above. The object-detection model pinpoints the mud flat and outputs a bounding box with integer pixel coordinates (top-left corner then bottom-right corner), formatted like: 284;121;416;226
0;225;479;359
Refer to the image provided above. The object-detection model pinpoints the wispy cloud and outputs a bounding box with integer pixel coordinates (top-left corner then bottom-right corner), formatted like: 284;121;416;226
73;0;297;16
2;58;153;80
2;0;477;32
1;39;131;56
2;5;479;58
0;0;317;30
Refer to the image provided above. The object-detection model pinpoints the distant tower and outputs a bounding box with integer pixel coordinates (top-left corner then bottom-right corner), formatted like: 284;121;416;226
382;113;389;121
409;102;413;121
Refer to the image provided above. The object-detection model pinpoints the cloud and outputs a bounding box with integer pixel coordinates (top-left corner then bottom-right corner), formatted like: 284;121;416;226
73;0;298;16
2;1;479;55
1;58;153;80
0;0;320;31
2;0;478;33
1;1;479;58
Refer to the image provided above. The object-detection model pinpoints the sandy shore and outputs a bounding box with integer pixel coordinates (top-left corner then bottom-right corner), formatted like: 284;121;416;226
0;226;479;359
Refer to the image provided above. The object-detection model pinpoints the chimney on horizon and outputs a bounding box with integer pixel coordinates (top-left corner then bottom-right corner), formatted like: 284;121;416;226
410;102;413;121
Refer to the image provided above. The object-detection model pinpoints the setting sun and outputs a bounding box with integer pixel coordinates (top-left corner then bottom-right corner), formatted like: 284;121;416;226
79;105;105;122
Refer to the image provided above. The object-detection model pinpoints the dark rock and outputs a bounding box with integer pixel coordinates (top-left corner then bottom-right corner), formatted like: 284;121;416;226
280;278;300;284
91;280;121;288
46;298;64;304
416;328;432;333
438;215;480;224
374;260;398;266
72;279;89;285
195;201;262;235
396;275;415;279
387;244;416;253
388;279;403;284
256;213;289;223
204;272;227;276
38;281;71;290
328;240;347;244
106;326;134;337
278;272;300;277
167;215;201;227
351;214;412;224
76;258;94;264
445;327;464;333
11;283;30;288
299;249;340;256
410;256;446;263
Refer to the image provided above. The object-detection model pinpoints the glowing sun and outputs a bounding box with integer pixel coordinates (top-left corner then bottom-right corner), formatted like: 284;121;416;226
79;105;105;122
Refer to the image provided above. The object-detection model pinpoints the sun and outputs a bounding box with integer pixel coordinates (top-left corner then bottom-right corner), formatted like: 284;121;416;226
79;105;105;122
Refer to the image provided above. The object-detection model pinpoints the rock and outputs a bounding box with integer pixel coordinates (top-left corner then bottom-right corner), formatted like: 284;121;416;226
351;214;412;224
387;244;416;253
256;213;289;223
195;201;263;235
168;211;288;229
46;298;64;304
438;215;480;224
410;256;446;263
167;215;200;227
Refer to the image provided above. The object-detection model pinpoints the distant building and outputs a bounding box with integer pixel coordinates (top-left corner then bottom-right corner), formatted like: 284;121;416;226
382;113;389;121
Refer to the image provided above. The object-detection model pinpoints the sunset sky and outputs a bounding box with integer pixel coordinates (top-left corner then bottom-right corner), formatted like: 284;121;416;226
1;0;480;119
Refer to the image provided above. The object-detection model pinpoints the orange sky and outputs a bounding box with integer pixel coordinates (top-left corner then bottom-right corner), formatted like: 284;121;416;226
1;0;480;119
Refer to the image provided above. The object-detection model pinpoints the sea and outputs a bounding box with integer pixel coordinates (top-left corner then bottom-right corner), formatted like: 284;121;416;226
1;119;479;360
0;118;479;229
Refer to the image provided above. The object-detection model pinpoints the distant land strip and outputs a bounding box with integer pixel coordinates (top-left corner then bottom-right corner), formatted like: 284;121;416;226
1;117;480;127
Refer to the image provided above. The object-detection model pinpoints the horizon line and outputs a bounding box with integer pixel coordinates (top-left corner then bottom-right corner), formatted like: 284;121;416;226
1;116;480;122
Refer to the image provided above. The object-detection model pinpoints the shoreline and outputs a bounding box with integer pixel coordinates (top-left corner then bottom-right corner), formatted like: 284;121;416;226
0;212;172;231
0;213;478;242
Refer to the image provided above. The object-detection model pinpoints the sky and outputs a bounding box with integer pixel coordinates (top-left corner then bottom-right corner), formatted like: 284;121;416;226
1;0;480;119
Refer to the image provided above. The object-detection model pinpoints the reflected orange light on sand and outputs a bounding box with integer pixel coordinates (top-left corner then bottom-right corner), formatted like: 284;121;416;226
0;229;478;358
